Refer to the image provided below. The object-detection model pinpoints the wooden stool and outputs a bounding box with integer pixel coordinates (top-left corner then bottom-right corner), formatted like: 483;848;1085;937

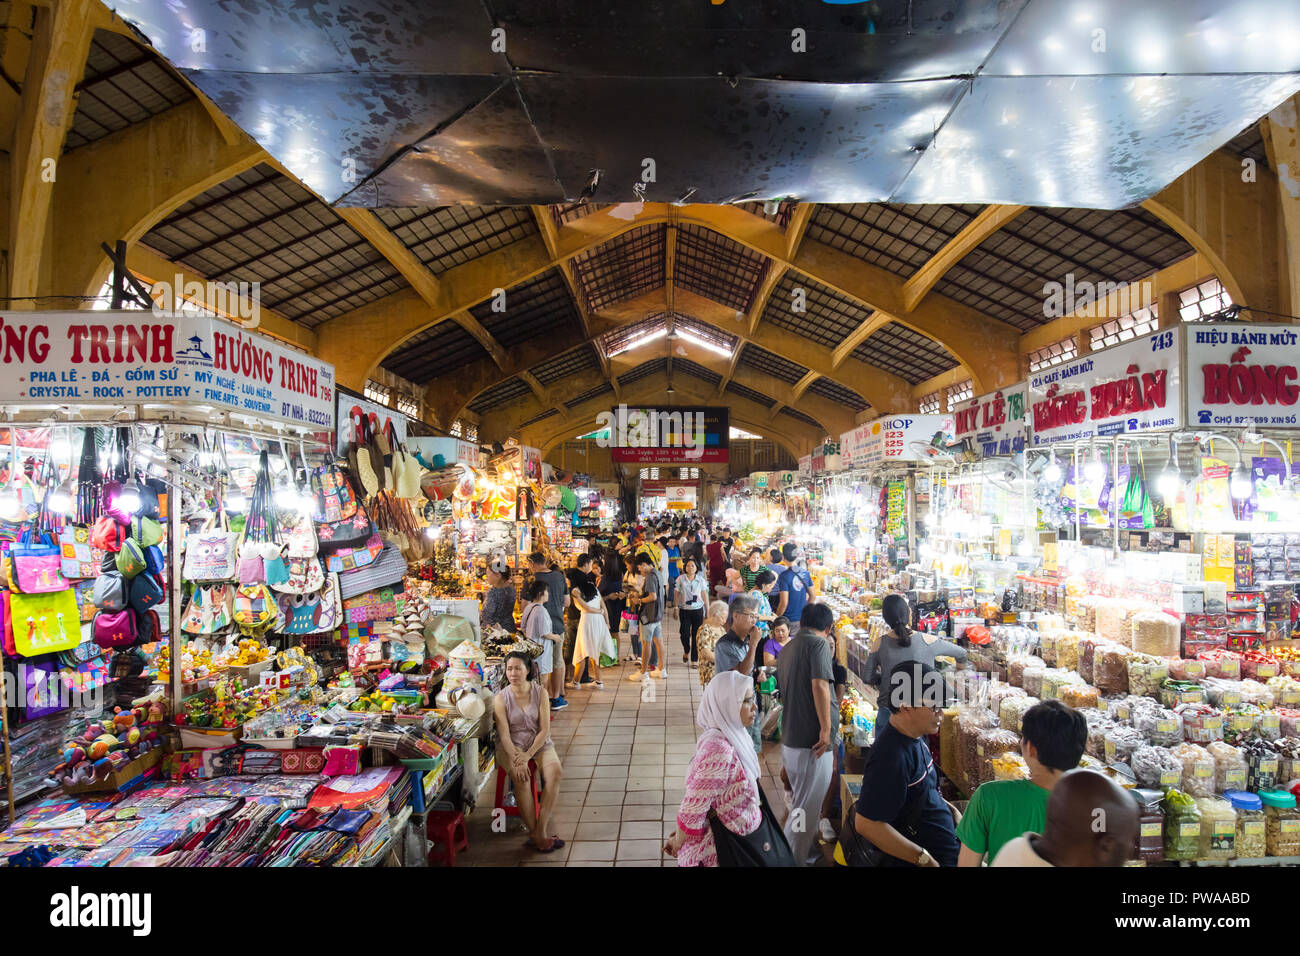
494;759;541;818
426;809;469;866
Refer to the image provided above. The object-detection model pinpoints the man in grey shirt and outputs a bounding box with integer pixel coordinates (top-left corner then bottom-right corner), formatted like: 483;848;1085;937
713;593;765;750
776;602;835;866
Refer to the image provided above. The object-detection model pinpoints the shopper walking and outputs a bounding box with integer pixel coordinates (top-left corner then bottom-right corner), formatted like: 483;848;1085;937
706;534;728;598
480;558;517;631
772;543;814;635
520;581;559;706
528;552;569;710
675;556;708;666
990;769;1139;867
841;661;960;867
628;553;667;681
492;651;564;853
864;593;967;727
958;700;1088;866
598;549;626;637
563;555;594;689
663;671;763;866
695;600;729;688
570;568;614;688
776;603;836;865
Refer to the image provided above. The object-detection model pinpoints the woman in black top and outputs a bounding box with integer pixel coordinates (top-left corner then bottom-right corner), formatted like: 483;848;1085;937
598;548;626;634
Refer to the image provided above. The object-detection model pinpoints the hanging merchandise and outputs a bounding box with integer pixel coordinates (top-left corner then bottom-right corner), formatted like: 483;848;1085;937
180;582;235;635
275;572;343;635
232;451;282;636
74;427;102;526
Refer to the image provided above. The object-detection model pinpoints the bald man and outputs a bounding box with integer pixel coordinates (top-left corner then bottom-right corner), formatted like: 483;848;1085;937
990;769;1139;867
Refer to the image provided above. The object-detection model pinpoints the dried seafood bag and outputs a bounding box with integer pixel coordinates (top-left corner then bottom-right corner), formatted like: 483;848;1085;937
1271;735;1300;781
1223;703;1264;744
1176;702;1225;743
1132;699;1184;746
1206;740;1248;793
1131;610;1180;658
1127;655;1169;699
1104;694;1140;723
1103;724;1146;764
1266;675;1300;708
1085;713;1117;759
977;726;1023;786
1163;789;1203;861
1195;796;1237;861
1169;741;1217;797
1240;734;1281;791
1078;635;1104;684
956;707;999;794
1059;683;1100;710
1132;744;1185;789
1000;694;1038;733
1096;645;1133;695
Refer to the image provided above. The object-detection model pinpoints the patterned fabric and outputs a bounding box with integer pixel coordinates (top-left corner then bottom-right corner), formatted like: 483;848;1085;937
696;622;725;687
675;731;762;867
481;584;517;631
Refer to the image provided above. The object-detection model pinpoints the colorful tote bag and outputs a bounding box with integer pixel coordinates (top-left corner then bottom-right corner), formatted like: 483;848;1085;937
275;574;342;635
323;531;383;574
9;588;81;656
270;555;325;595
183;514;240;582
312;459;357;524
58;526;103;580
180;584;235;635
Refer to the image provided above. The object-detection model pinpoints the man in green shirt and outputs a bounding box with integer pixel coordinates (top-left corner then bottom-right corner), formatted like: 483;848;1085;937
956;699;1087;866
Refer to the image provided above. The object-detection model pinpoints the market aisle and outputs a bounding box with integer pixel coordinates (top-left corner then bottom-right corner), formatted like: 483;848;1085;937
457;613;789;867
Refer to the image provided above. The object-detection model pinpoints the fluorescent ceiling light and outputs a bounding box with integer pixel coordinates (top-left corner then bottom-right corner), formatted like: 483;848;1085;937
676;327;732;358
730;426;762;440
608;326;666;357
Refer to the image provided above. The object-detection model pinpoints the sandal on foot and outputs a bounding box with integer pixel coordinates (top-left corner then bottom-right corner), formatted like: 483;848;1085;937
535;837;565;854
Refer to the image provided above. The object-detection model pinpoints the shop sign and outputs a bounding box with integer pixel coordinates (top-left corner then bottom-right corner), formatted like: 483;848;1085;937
859;415;954;465
752;472;769;488
666;485;697;509
952;383;1027;458
605;405;729;463
1028;328;1182;446
520;445;543;481
407;437;479;468
2;310;335;429
798;454;812;478
777;470;797;487
337;395;407;456
840;423;872;468
1187;323;1300;428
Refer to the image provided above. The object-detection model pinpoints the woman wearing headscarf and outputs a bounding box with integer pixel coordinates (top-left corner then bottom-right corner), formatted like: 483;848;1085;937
663;670;763;866
864;593;968;727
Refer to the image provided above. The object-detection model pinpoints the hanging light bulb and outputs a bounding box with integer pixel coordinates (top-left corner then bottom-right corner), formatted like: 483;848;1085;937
1042;451;1061;483
1017;536;1033;557
0;485;21;521
1157;461;1181;499
1230;463;1253;501
226;493;248;513
46;480;73;516
1084;443;1105;484
117;479;142;515
274;479;300;511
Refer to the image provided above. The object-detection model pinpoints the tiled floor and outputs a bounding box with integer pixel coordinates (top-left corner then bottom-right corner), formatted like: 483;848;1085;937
455;613;792;867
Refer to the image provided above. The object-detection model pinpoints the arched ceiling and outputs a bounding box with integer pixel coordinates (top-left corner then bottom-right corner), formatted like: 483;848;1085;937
14;8;1286;450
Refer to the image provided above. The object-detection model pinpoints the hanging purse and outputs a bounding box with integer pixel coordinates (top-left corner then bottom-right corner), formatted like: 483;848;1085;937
58;525;103;580
75;427;103;526
322;531;384;573
282;511;319;558
312;457;357;523
317;501;376;550
233;582;278;635
271;553;325;595
181;583;234;635
337;544;407;600
10;527;69;593
276;573;342;635
708;785;795;867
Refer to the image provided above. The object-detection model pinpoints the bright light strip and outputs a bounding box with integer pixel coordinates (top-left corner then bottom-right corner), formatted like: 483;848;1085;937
675;327;732;358
607;327;667;357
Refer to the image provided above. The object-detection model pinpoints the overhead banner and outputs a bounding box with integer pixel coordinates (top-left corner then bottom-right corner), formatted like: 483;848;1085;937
1186;323;1300;428
336;394;408;456
1028;328;1182;446
603;406;729;463
797;454;812;478
859;414;954;466
1;310;335;430
840;422;872;468
952;383;1028;458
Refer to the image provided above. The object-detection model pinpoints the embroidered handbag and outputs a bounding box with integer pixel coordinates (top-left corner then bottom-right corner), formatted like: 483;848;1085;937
183;512;240;582
58;525;103;580
181;583;234;635
271;554;325;595
276;574;342;635
233;583;277;634
312;458;357;524
282;512;319;558
337;545;407;600
10;588;81;655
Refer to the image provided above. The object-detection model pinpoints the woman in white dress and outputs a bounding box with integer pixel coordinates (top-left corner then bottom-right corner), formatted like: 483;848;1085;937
569;568;614;688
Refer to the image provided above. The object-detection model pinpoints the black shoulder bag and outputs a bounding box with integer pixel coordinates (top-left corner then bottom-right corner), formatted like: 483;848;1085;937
836;781;928;867
708;785;795;867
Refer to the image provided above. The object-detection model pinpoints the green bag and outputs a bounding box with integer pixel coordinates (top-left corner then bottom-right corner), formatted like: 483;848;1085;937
131;515;164;546
115;538;147;578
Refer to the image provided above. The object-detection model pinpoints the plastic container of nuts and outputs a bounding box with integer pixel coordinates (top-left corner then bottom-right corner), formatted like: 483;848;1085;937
1226;790;1267;860
1260;788;1300;856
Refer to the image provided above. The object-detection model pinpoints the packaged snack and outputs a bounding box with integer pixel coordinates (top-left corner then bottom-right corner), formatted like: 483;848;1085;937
1276;708;1300;738
1128;657;1169;699
1226;790;1266;859
1041;667;1082;701
1134;788;1165;863
1202;678;1245;709
1056;632;1081;671
1079;636;1103;684
1176;702;1225;743
976;727;1022;786
1104;695;1139;723
1168;657;1208;681
1103;725;1146;764
1266;675;1300;708
1238;681;1275;709
940;706;960;783
1206;740;1248;793
1096;647;1132;695
956;708;999;795
1132;610;1180;658
1039;631;1059;666
1270;735;1300;782
1163;788;1203;861
999;695;1038;734
1194;795;1237;860
1168;742;1216;797
1022;664;1045;698
1241;649;1281;682
1240;735;1281;791
1085;714;1116;759
1132;702;1183;746
991;752;1029;781
1131;744;1185;789
1223;704;1264;745
1159;679;1205;708
1198;649;1242;680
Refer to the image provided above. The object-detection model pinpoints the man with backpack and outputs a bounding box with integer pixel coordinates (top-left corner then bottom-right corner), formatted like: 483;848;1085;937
627;552;666;681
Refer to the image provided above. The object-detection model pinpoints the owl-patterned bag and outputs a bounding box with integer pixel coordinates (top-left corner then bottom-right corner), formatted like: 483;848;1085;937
183;512;241;582
275;573;341;635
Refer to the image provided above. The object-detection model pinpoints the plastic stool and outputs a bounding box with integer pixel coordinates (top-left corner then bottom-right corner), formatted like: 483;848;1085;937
494;760;541;818
426;809;468;866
